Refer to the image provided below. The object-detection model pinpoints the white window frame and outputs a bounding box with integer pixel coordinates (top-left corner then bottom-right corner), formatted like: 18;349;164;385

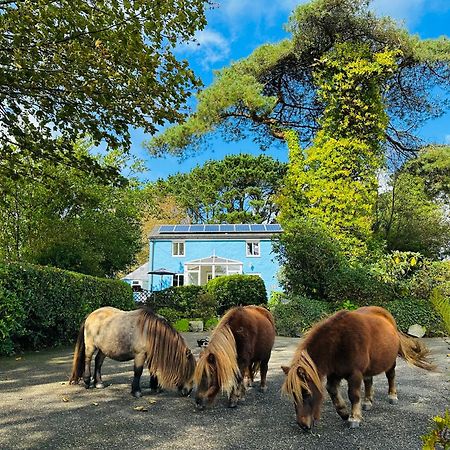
173;274;184;287
172;240;185;257
246;240;260;257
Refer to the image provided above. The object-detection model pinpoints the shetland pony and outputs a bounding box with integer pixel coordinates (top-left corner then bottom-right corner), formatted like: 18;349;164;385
69;306;196;397
281;306;435;430
194;305;275;409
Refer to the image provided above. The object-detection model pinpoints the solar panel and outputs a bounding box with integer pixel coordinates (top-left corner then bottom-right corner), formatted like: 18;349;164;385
265;224;282;232
219;224;234;232
235;224;250;232
173;225;190;232
189;225;205;232
250;224;266;232
204;224;220;232
159;225;175;233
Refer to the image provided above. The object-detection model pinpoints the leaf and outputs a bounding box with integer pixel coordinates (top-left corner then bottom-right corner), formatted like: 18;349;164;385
62;397;70;402
133;406;148;412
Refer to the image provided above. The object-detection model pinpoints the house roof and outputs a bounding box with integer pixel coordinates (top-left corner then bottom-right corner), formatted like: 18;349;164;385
149;223;283;240
122;262;149;281
185;255;243;265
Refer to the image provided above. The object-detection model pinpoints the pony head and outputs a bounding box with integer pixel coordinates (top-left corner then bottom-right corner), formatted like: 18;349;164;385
281;350;323;431
193;326;240;410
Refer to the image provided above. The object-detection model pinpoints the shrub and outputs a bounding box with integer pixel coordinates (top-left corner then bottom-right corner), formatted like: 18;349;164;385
408;260;450;300
157;307;183;324
146;285;204;314
204;317;219;331
206;274;267;315
0;284;26;355
0;262;134;354
431;283;450;334
421;410;450;450
189;292;218;322
173;318;190;332
271;295;331;337
386;298;446;336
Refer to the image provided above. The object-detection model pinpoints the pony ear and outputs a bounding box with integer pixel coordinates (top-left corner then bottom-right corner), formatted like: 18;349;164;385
207;353;215;364
281;365;290;375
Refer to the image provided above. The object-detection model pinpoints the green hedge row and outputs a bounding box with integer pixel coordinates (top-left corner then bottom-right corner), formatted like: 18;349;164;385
270;293;446;337
0;262;134;355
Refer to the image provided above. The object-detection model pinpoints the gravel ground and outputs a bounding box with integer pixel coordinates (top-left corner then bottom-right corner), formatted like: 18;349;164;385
0;334;448;450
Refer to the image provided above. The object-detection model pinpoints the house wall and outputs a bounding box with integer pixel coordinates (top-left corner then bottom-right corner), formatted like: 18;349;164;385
148;238;281;295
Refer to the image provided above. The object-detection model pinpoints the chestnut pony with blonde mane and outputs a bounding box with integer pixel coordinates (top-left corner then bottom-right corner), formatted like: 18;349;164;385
282;306;435;430
69;306;196;398
194;305;275;409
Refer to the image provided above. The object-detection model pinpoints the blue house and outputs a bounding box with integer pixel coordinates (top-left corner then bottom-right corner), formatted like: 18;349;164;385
148;224;283;295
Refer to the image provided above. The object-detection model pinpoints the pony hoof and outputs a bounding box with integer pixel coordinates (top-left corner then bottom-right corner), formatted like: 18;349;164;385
259;385;268;393
388;396;398;405
132;391;142;398
95;383;104;389
362;402;372;411
228;401;238;408
347;418;360;428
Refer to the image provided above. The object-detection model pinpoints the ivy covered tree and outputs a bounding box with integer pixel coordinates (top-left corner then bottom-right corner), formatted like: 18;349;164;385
146;0;450;160
152;154;286;224
0;0;207;181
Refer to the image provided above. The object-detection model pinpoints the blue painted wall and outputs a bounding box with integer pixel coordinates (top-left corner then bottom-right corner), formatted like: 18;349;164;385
149;238;281;295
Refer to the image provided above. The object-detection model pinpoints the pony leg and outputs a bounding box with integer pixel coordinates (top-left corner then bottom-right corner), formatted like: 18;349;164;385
259;360;269;393
131;353;145;398
149;374;162;393
93;350;106;389
228;360;247;408
347;373;363;428
362;376;374;410
83;343;96;389
386;364;398;404
326;375;349;421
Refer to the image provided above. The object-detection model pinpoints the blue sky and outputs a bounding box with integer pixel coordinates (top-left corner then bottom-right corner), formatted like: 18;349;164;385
130;0;450;182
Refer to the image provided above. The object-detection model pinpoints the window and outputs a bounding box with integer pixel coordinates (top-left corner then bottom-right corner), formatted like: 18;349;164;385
246;240;260;257
173;274;184;287
172;240;185;257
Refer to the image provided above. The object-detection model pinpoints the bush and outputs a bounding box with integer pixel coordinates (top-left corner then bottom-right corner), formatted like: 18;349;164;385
271;294;331;337
206;274;267;315
422;410;450;450
157;307;183;324
173;318;190;332
431;283;450;334
408;260;450;300
0;285;26;355
204;317;219;330
386;298;446;336
0;262;134;354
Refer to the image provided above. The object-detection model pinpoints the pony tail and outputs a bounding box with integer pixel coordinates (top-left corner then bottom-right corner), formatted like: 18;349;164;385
69;320;86;384
398;331;436;371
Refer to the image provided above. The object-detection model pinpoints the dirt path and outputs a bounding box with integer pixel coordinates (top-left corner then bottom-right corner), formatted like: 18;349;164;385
0;334;448;450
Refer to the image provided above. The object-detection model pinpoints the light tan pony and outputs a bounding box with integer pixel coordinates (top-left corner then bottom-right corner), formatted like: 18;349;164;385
69;306;196;397
194;305;275;409
281;306;435;431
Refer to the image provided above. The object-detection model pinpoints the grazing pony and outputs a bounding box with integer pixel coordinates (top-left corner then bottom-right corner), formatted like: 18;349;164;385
194;305;275;409
282;306;435;430
69;306;196;398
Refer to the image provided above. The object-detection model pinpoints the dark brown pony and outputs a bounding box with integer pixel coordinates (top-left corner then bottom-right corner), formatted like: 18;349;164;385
69;306;196;397
282;306;435;430
194;305;275;409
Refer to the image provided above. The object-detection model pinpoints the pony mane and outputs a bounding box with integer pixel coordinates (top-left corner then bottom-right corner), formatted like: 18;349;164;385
194;310;240;395
138;308;194;388
282;349;322;403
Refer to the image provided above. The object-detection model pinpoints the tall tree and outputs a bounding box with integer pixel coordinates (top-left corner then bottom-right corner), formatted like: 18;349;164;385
147;0;450;160
152;154;286;224
0;141;145;277
0;0;207;181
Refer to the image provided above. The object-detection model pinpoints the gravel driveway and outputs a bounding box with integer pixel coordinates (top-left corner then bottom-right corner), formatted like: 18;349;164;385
0;334;448;450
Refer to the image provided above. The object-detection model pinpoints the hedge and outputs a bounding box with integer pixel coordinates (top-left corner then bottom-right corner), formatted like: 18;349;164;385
0;262;134;355
205;274;267;315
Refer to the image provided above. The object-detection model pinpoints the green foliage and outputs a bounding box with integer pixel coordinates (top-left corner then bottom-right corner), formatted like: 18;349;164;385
0;284;26;355
204;317;220;331
205;274;267;315
0;0;207;182
431;283;450;334
0;262;134;354
273;218;343;299
408;261;450;300
173;319;190;333
421;410;450;450
270;294;331;337
157;307;183;324
0;142;146;277
376;172;450;259
152;154;286;224
386;298;445;336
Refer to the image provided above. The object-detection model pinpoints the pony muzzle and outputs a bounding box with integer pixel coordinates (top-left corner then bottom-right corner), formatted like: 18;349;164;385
195;397;207;410
179;386;193;397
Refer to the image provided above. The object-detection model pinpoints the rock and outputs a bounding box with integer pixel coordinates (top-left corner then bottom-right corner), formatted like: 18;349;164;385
189;320;204;332
408;324;426;338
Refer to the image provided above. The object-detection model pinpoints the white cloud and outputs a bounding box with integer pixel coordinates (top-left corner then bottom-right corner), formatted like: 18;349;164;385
445;134;450;144
180;29;231;68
